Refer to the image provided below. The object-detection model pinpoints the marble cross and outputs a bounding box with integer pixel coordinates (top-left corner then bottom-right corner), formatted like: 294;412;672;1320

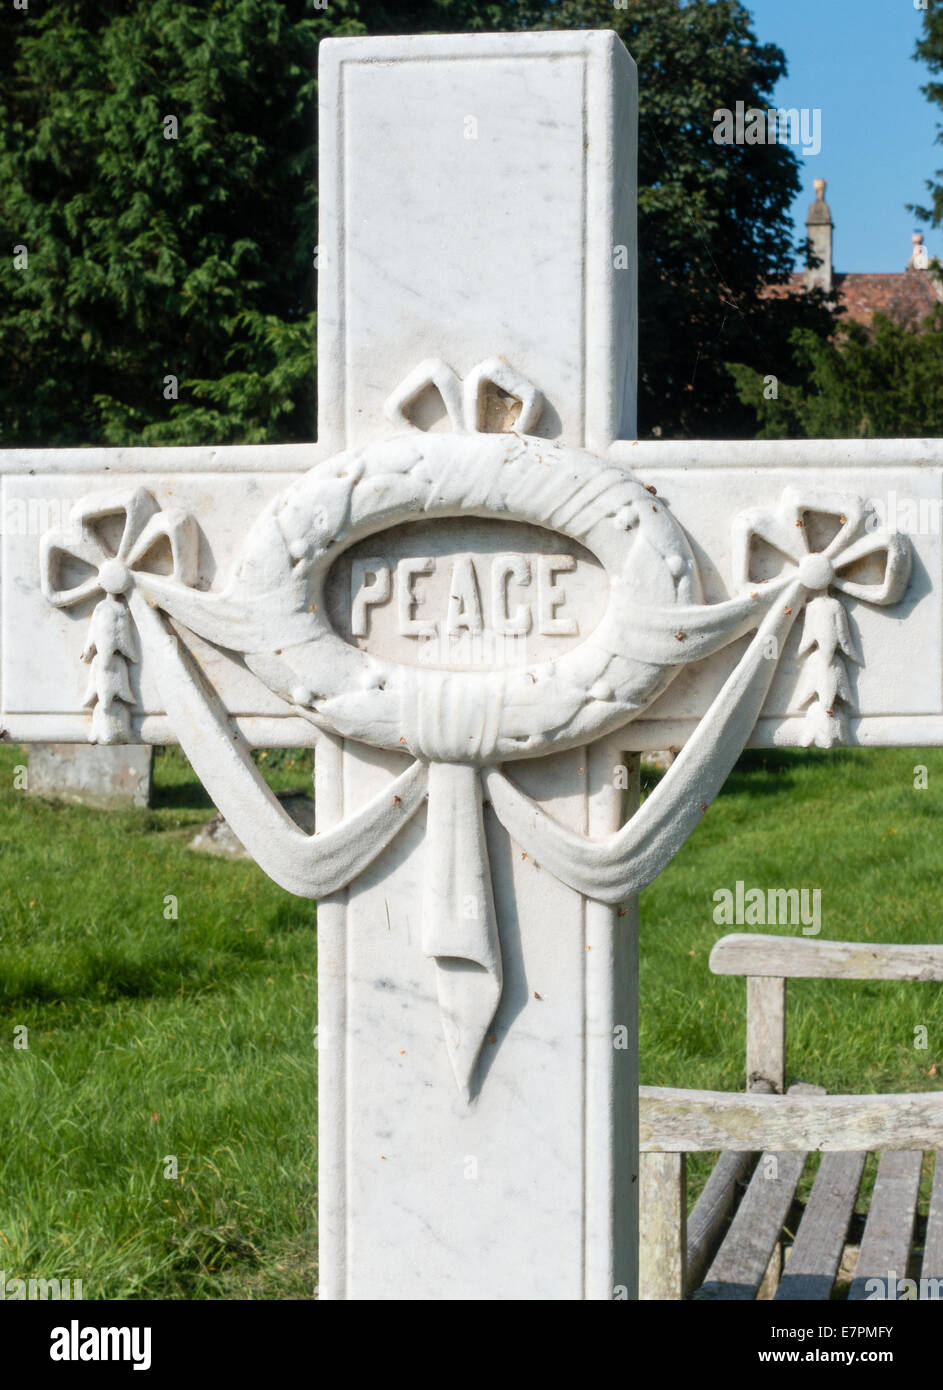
3;30;935;1300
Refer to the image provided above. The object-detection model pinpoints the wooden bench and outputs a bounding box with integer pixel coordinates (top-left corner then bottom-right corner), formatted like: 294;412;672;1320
638;933;943;1299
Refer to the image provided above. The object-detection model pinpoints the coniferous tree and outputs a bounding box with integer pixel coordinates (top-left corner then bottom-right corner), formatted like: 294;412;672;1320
0;0;826;446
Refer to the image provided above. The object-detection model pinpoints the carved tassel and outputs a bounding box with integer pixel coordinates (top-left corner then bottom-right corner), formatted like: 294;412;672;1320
422;762;502;1102
796;595;860;748
81;595;137;744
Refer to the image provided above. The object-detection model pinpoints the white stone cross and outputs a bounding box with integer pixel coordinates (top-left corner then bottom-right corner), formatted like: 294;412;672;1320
3;30;937;1300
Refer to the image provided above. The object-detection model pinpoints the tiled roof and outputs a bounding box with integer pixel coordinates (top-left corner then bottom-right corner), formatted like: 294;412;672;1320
762;269;941;332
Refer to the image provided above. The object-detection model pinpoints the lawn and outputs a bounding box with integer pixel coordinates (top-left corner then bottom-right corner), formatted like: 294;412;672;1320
0;745;317;1300
0;743;941;1298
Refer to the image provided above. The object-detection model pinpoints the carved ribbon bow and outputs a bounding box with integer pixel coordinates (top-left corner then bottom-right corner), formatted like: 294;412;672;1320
732;489;911;747
40;490;197;742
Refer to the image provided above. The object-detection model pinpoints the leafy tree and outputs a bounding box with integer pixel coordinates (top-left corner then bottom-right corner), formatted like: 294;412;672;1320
0;0;504;448
728;307;943;439
1;0;828;446
524;0;837;438
911;0;943;228
1;0;329;445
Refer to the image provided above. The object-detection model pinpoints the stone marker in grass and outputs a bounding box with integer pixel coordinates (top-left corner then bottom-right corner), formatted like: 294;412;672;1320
28;743;152;809
1;30;931;1299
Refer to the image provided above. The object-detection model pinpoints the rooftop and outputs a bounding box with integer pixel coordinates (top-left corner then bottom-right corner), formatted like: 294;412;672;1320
762;180;942;331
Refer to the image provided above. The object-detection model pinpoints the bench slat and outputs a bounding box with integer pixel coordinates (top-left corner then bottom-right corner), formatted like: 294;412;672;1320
774;1151;866;1301
695;1082;822;1301
685;1151;754;1295
921;1152;943;1282
848;1151;923;1300
696;1151;806;1300
710;934;943;982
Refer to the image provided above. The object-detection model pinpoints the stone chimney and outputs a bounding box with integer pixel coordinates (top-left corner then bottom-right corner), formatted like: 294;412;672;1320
804;177;833;293
909;232;930;271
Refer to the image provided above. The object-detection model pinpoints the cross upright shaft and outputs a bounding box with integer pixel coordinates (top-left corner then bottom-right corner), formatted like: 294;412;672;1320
314;30;641;1300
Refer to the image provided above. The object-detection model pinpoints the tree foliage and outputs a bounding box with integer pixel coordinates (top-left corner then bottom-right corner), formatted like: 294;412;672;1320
911;0;943;229
527;0;837;438
729;307;943;439
1;0;331;445
0;0;826;446
727;0;943;443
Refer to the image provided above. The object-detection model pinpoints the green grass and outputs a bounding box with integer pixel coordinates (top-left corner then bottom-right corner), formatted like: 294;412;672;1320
1;743;942;1297
0;746;317;1300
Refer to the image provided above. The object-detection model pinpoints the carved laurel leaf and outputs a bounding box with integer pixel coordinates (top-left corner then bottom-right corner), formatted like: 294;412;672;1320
800;701;848;750
495;677;588;738
83;595;138;665
84;651;134;708
798;594;860;664
794;649;853;712
830;599;862;664
89;702;131;745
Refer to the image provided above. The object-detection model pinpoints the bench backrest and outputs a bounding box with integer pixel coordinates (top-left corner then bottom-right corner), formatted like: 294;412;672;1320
708;934;943;1093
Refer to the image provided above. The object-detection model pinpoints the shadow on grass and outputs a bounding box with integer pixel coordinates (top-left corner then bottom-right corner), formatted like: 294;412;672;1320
270;898;318;933
0;925;315;1011
0;959;215;1010
151;778;313;813
150;781;216;811
641;747;861;801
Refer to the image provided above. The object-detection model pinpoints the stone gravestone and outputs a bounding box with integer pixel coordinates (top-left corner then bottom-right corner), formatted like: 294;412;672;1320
28;744;152;810
1;30;934;1300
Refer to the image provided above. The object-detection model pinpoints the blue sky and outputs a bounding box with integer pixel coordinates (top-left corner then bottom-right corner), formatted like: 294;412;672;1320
744;0;940;271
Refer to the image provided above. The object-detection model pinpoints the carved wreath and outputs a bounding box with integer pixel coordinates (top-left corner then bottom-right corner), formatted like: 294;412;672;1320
39;359;912;1099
